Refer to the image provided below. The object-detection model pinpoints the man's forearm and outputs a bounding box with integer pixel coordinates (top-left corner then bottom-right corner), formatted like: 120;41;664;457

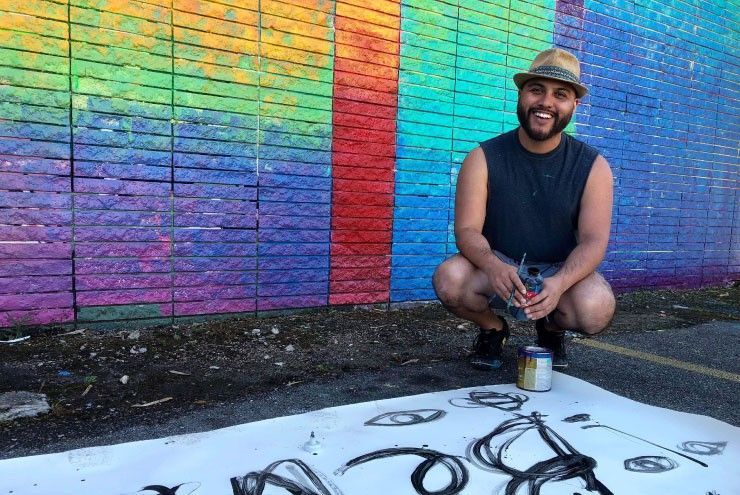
455;228;499;273
550;240;607;291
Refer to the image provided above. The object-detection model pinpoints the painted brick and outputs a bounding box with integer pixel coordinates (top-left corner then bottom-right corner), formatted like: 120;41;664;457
75;259;170;275
390;288;436;302
329;292;388;305
259;229;330;243
175;299;256;316
76;274;171;291
257;295;326;311
175;243;258;257
258;281;328;298
260;256;329;271
77;304;172;321
174;272;257;287
174;258;256;272
333;217;392;231
175;212;255;230
259;244;329;256
0;308;74;327
76;288;171;307
330;266;391;281
174;285;256;302
174;154;257;171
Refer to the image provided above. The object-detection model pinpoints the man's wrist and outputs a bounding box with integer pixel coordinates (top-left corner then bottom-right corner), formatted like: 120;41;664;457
548;272;569;292
481;252;502;273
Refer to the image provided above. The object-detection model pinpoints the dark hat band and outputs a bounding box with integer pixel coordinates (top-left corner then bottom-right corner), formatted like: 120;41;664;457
531;65;579;84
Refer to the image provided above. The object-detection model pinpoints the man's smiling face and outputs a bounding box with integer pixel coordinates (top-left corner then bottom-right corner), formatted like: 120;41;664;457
516;78;579;142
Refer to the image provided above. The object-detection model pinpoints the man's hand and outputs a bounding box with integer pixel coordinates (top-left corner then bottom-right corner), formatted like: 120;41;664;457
523;276;565;320
486;260;527;307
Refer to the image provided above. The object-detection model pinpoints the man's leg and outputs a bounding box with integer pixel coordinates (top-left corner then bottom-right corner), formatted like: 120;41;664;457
536;271;615;367
552;271;615;335
433;254;511;371
432;254;505;331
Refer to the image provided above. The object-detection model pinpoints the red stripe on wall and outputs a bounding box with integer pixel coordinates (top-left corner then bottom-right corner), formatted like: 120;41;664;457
330;2;400;305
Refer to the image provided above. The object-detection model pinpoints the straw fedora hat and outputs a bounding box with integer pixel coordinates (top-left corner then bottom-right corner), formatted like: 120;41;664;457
513;48;588;98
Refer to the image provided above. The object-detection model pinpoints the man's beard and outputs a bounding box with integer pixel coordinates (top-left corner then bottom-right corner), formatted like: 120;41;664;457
516;101;573;142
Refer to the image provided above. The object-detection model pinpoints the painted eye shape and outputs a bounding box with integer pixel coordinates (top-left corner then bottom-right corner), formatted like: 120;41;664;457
364;409;446;426
677;440;727;455
623;456;678;473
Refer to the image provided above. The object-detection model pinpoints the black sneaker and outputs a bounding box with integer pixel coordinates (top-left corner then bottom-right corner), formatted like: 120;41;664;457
536;319;568;368
469;319;510;370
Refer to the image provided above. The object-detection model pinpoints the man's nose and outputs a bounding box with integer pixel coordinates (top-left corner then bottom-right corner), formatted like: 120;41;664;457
538;91;556;108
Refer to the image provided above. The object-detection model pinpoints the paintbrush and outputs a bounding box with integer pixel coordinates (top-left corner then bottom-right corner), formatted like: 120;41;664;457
506;252;526;311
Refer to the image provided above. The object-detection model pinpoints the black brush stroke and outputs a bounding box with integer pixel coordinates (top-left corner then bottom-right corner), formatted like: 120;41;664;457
365;409;446;426
623;456;678;473
140;486;181;495
139;483;198;495
582;425;708;467
677;441;727;456
449;390;529;411
337;447;468;495
230;459;337;495
469;412;613;495
562;414;591;423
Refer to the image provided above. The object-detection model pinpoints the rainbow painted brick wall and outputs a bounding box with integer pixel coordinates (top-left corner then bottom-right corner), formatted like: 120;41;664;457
0;0;737;328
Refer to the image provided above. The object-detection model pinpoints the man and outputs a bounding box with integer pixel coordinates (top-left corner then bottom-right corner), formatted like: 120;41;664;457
433;48;615;370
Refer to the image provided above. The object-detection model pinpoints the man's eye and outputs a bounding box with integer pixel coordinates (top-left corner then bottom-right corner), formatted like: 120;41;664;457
365;409;446;426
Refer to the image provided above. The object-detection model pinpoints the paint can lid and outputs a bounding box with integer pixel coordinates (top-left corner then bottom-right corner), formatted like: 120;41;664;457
518;346;553;358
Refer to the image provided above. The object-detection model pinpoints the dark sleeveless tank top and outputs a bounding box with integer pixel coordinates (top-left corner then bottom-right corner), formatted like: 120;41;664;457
479;130;599;263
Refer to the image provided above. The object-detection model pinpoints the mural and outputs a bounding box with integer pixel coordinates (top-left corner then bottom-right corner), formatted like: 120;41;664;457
0;0;737;328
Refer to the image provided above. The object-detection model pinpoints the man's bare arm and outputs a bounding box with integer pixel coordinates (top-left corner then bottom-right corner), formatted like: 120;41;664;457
524;155;613;318
455;148;527;304
552;154;613;289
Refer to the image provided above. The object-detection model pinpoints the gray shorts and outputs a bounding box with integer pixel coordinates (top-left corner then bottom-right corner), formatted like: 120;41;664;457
488;250;563;320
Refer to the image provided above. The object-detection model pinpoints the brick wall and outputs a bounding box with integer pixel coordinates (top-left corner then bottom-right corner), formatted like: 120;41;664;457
0;0;737;328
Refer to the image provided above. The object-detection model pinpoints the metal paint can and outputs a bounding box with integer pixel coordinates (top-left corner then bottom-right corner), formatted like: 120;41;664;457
517;346;553;392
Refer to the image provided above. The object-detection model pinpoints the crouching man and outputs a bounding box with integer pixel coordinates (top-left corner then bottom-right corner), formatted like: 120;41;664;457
433;48;616;370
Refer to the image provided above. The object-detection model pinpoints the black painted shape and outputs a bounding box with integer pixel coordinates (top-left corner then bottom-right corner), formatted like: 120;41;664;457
678;441;727;456
470;412;613;495
582;424;708;467
338;447;469;495
140;485;182;495
365;409;446;426
230;459;335;495
562;414;591;423
623;456;678;473
467;390;529;411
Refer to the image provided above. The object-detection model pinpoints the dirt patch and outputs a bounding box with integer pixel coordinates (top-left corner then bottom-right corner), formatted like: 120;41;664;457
1;285;737;454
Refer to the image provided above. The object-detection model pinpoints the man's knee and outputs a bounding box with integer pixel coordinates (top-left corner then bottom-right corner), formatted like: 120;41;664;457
577;293;615;335
432;258;466;307
562;273;615;335
580;281;617;335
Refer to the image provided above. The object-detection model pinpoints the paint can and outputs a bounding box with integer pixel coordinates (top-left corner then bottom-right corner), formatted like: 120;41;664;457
517;346;553;392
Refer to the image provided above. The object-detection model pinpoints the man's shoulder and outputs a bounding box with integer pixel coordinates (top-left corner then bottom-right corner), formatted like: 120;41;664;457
479;129;516;151
563;132;600;158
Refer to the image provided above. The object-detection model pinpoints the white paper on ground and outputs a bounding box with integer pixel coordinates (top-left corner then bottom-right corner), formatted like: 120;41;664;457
1;373;737;494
